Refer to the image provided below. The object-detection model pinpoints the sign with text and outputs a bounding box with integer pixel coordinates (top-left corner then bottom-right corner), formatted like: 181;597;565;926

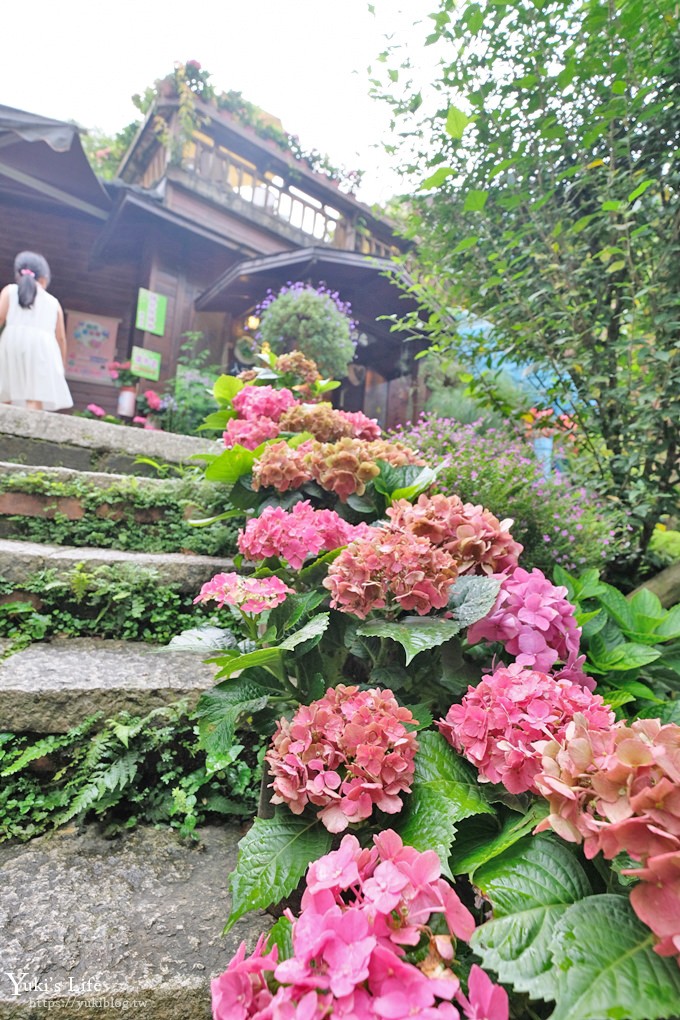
130;345;162;382
135;288;167;336
65;310;119;384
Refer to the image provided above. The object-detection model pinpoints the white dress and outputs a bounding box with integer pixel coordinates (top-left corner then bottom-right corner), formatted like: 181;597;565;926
0;284;73;410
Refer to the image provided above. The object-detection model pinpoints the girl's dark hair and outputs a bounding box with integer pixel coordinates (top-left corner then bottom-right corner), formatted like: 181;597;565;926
14;251;51;309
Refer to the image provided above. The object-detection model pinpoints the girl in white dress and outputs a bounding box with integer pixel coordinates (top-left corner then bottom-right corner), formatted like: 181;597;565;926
0;251;73;411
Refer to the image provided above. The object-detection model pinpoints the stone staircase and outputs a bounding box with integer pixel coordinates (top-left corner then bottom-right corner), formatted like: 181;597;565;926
0;408;256;1018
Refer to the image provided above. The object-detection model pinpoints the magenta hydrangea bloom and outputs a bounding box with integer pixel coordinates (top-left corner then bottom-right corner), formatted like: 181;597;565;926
231;383;298;422
466;566;584;676
211;830;508;1019
193;572;293;615
238;501;372;571
323;527;458;619
438;663;614;794
223;415;280;450
266;685;418;832
211;933;277;1020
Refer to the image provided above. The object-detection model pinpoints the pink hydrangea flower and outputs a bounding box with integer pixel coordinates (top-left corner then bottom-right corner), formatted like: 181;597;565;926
466;567;584;676
231;384;298;422
238;501;372;570
438;663;614;794
266;685;418;832
323;527;458;619
251;440;314;492
456;965;509;1020
86;403;105;417
223;415;280;450
143;389;163;411
211;933;277;1020
387;494;522;576
193;572;293;614
132;415;147;425
336;409;382;441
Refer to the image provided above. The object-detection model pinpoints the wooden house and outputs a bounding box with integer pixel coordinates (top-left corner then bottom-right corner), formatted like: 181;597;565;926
0;85;425;426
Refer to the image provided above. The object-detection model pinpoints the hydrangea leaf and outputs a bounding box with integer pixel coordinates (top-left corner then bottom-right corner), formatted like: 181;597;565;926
449;802;549;877
196;675;272;753
213;373;245;406
226;811;332;931
209;646;284;680
265;916;294;962
204;444;257;484
447;574;502;628
357;617;463;666
279;614;330;652
396;731;494;878
547;894;680;1020
471;835;591;998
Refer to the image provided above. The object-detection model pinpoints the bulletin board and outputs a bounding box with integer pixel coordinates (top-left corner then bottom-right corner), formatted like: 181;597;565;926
65;310;120;384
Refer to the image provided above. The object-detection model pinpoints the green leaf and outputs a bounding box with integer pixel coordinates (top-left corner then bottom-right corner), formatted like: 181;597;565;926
600;689;636;709
592;642;661;671
356;617;463;666
596;584;635;631
445;105;471;139
267;591;328;637
279;614;330;653
196;675;273;753
656;604;680;641
373;461;437;500
628;179;655;202
226;811;332;931
209;646;284;680
397;731;493;877
449;802;549;877
265;916;294;961
452;236;478;254
198;409;234;431
421;166;455;189
548;895;680;1020
213;374;245;406
471;835;592;997
447;574;502;628
463;189;489;212
186;508;243;527
204;445;257;484
610;678;663;703
391;468;440;503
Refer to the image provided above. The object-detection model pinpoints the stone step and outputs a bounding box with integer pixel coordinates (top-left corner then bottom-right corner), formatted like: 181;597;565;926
0;538;230;594
0;404;220;476
0;824;268;1020
0;638;221;732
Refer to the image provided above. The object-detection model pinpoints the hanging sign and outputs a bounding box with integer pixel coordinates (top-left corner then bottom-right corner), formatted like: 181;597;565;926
135;288;167;336
130;345;162;382
64;310;120;384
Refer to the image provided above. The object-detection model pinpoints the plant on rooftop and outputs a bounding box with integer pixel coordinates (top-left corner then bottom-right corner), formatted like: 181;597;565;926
191;345;680;1019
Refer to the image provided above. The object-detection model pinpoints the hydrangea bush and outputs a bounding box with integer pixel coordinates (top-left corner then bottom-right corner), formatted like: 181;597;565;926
194;345;680;1020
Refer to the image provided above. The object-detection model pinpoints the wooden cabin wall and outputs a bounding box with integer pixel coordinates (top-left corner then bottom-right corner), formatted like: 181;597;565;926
0;195;141;413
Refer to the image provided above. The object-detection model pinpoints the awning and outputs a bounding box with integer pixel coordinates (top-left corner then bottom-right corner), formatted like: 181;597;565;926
0;105;110;219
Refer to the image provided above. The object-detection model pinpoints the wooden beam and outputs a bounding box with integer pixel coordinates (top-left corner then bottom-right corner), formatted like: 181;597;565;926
0;164;108;220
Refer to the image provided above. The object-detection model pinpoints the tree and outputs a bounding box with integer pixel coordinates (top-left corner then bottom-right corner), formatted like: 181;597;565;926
375;0;680;573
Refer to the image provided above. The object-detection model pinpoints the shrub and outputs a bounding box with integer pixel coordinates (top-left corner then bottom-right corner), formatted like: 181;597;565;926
394;414;623;576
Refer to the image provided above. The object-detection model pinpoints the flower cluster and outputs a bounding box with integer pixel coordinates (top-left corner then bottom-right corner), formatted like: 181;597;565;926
231;384;298;423
302;438;423;502
193;572;293;615
274;349;322;387
279;402;358;442
337;410;382;441
535;717;680;960
223;416;281;450
466;567;585;677
212;830;509;1020
387;494;522;576
438;663;614;794
107;360;137;387
267;686;418;832
252;440;314;492
324;527;458;619
238;501;372;570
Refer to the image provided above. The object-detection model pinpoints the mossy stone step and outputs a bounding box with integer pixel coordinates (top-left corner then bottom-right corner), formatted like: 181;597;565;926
0;404;220;476
0;825;267;1020
0;538;230;594
0;638;219;732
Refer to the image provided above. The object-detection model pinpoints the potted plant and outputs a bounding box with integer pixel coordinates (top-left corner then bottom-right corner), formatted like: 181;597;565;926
107;360;138;417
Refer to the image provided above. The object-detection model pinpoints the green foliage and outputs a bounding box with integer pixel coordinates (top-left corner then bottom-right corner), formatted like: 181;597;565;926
0;469;238;556
0;703;265;842
377;0;680;571
0;563;218;651
554;566;680;711
257;287;356;380
226;809;333;931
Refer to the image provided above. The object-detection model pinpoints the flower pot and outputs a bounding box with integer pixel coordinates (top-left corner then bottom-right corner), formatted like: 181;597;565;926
116;386;137;418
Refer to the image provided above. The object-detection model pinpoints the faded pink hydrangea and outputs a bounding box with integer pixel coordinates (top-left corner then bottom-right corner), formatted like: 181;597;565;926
534;716;680;962
387;494;522;576
336;409;382;441
323;527;458;620
211;933;277;1020
438;663;614;794
466;566;585;677
238;501;372;570
223;415;280;450
143;389;163;411
193;572;293;614
86;403;105;416
212;831;507;1019
231;384;298;422
251;440;314;492
266;685;418;832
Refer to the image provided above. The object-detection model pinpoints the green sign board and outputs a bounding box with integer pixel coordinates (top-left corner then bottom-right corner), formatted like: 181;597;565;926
130;345;162;382
135;288;167;336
